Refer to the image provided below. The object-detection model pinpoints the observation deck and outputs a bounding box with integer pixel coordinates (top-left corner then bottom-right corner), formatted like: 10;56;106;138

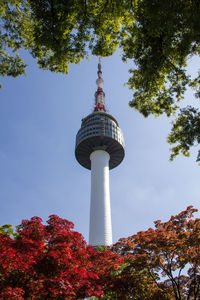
75;111;125;170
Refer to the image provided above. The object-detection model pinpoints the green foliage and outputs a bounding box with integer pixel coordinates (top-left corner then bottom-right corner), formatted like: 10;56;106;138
120;0;200;161
0;0;31;86
168;106;200;160
27;0;127;72
0;224;18;239
1;0;200;160
1;0;127;83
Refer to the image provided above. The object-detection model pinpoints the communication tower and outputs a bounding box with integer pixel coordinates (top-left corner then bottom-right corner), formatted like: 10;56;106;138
75;60;125;246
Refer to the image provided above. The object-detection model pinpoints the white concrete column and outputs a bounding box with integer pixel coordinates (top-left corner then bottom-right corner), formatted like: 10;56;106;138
89;150;112;246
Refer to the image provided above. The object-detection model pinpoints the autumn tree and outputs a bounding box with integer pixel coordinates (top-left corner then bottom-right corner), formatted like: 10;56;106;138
0;215;123;299
111;206;200;300
2;0;200;160
1;209;200;299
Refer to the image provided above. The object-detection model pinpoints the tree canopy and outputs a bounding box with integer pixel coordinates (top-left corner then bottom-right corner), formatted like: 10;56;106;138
1;207;200;299
1;0;200;160
111;206;200;300
0;215;123;299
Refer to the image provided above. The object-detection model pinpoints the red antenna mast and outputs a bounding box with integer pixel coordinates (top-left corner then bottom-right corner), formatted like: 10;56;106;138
94;57;106;112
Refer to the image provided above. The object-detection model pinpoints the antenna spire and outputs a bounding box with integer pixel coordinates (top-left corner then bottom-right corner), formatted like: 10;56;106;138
94;57;106;112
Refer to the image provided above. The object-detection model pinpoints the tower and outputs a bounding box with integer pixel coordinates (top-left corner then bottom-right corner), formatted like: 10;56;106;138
75;60;125;246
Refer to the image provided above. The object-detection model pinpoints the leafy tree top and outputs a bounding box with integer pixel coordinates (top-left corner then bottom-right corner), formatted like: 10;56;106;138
111;206;200;300
0;214;123;299
1;0;200;160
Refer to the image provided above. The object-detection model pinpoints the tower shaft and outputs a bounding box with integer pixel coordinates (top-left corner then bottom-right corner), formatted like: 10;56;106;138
89;150;112;246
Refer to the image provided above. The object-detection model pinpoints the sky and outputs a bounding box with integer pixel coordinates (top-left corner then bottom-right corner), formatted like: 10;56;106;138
0;51;200;243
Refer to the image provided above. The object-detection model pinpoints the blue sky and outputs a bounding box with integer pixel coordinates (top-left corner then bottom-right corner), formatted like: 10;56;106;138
0;51;199;243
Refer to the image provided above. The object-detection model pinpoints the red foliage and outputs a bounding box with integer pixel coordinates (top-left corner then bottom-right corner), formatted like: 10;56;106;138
0;215;123;299
112;206;200;299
